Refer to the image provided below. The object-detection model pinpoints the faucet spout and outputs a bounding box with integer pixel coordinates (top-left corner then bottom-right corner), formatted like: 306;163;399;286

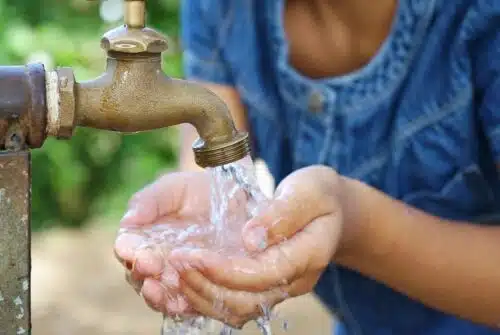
76;54;237;142
46;53;250;167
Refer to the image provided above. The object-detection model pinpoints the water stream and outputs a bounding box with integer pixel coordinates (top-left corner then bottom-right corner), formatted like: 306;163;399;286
118;156;287;334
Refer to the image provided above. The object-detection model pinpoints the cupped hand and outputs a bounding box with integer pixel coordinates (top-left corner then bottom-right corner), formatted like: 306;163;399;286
168;165;344;328
113;170;252;317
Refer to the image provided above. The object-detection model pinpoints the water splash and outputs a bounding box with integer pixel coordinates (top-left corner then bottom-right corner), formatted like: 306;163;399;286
209;156;268;255
118;156;286;334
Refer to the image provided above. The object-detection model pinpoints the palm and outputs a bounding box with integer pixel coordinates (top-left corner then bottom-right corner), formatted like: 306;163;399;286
116;169;262;277
115;169;265;315
171;172;212;221
155;170;260;252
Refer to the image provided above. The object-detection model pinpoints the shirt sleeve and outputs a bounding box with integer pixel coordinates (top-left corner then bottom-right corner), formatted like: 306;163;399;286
180;0;233;85
472;2;500;163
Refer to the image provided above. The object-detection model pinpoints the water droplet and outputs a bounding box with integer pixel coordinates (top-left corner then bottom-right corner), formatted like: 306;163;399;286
119;155;288;334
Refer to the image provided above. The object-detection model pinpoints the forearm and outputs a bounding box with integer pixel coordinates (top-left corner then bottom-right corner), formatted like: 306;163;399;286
336;177;500;328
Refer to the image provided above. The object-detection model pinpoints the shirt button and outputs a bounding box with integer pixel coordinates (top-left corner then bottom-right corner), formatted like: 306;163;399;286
308;91;324;113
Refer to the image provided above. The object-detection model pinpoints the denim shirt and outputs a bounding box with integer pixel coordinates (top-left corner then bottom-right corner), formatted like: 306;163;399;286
181;0;500;334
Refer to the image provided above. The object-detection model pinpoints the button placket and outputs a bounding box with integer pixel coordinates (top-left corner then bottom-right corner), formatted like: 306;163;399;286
308;90;325;113
321;89;342;168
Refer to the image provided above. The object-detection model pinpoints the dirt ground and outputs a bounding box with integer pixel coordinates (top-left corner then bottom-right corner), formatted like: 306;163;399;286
31;224;333;334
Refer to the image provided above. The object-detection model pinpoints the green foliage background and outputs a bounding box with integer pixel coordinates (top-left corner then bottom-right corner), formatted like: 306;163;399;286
0;0;182;231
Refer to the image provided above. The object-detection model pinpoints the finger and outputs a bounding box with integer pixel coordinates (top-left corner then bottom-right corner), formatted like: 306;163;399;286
141;277;167;313
170;248;294;292
179;273;286;329
114;231;168;279
242;185;337;252
171;213;341;292
179;265;318;303
114;231;148;265
180;281;239;328
165;295;193;317
285;270;324;298
180;270;287;315
160;262;181;289
133;246;165;278
120;171;209;228
141;278;194;316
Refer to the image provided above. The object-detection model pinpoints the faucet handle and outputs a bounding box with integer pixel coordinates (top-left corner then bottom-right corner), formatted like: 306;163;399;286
123;0;146;29
90;0;168;54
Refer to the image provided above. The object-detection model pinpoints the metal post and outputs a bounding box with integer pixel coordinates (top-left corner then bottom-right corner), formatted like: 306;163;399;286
0;152;31;334
0;64;46;334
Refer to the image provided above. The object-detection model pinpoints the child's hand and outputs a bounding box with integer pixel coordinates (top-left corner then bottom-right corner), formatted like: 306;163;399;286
114;171;210;315
114;165;263;317
169;166;344;328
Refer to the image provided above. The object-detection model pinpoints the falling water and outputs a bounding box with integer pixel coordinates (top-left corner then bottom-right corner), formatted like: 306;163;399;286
203;156;275;334
117;156;288;334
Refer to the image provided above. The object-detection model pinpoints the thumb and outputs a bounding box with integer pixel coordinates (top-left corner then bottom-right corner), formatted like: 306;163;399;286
242;175;338;252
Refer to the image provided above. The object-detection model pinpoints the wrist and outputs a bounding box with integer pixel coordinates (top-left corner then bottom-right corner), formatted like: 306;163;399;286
333;176;364;263
333;176;396;267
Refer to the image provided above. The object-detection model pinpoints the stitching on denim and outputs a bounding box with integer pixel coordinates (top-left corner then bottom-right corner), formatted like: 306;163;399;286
458;1;487;41
350;153;389;181
293;110;307;165
271;0;439;126
342;0;437;113
402;163;496;208
351;87;471;179
294;107;337;165
319;111;335;165
285;0;437;112
399;89;471;140
276;0;438;117
402;163;473;203
280;88;311;111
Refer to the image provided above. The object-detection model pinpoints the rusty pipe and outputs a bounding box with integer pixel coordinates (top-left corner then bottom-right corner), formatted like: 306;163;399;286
0;64;46;150
46;53;250;167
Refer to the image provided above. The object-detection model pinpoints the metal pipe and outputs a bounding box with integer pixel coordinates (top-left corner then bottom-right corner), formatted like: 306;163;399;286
0;151;31;334
124;0;146;28
0;64;46;150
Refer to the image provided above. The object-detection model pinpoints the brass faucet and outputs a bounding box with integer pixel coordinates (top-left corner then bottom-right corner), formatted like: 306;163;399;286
45;0;250;167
